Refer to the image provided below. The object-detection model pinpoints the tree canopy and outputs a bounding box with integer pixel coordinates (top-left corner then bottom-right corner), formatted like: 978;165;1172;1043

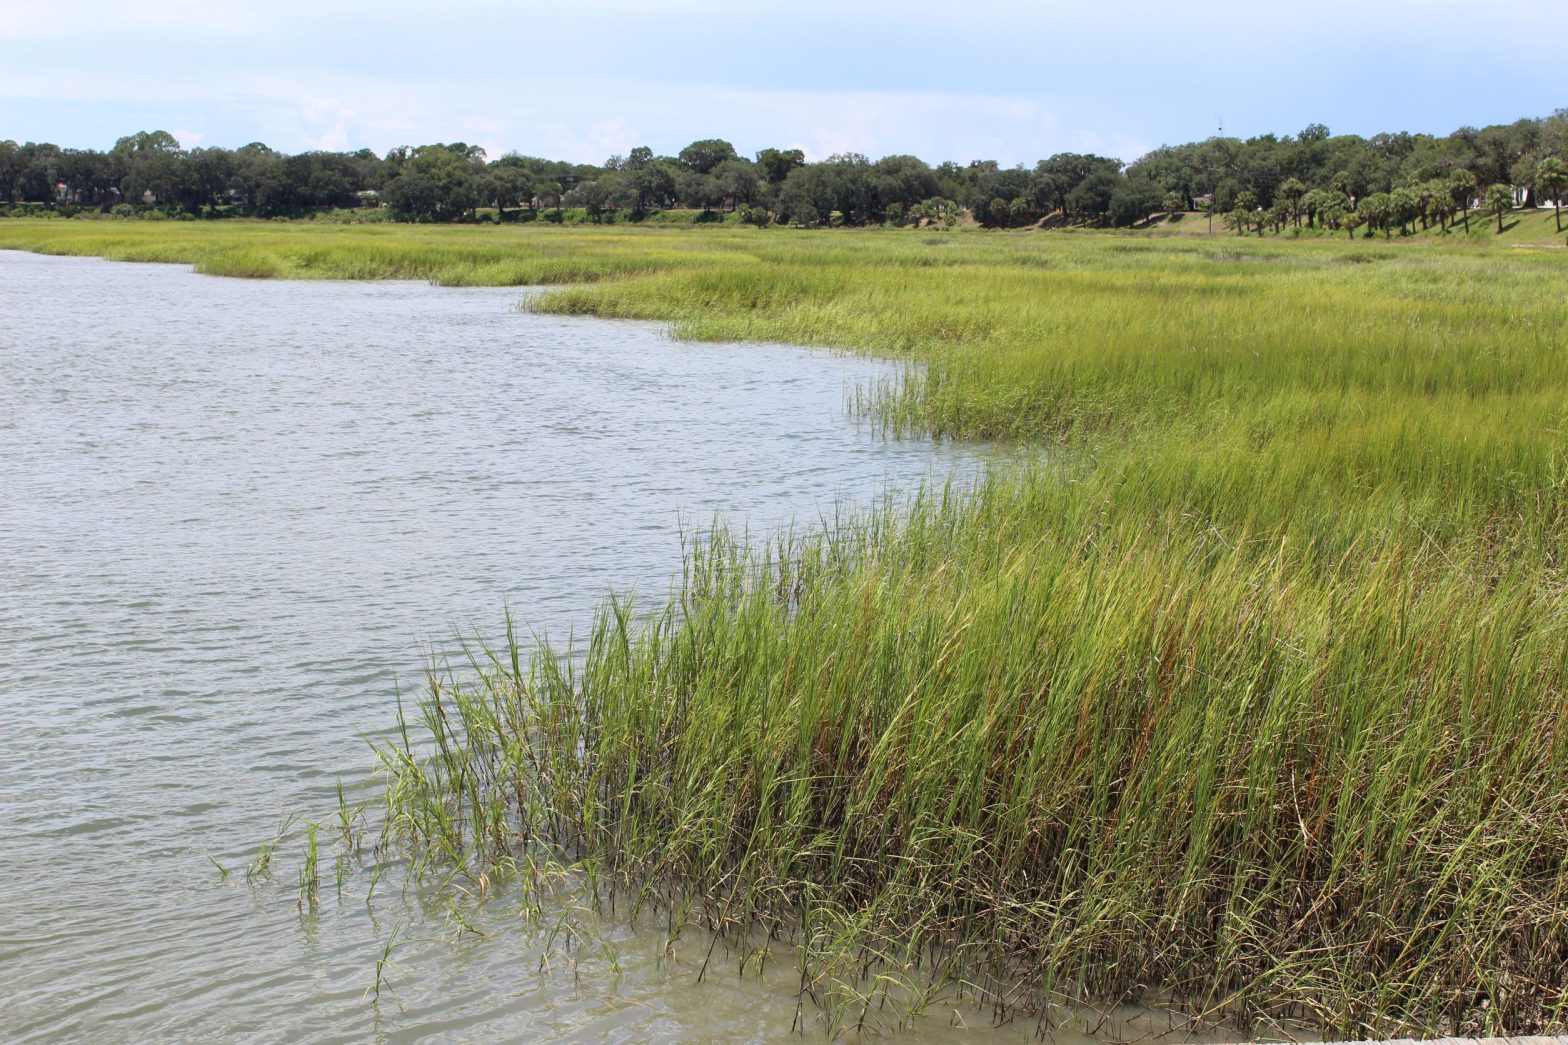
6;111;1565;231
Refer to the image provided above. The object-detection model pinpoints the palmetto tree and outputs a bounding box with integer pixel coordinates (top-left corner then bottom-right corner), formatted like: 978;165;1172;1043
1485;183;1514;233
1411;181;1434;230
1390;187;1420;235
1342;208;1365;240
1318;190;1351;234
1278;178;1307;227
1450;169;1477;233
1422;179;1454;231
1360;193;1393;238
1536;157;1568;232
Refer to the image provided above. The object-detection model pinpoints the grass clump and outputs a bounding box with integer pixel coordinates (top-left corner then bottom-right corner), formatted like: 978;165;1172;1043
6;220;1568;1038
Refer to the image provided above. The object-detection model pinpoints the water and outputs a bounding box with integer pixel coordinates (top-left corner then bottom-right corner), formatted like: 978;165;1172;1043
0;250;1244;1043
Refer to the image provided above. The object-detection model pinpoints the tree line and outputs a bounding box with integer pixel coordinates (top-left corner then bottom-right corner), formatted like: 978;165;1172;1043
4;111;1566;231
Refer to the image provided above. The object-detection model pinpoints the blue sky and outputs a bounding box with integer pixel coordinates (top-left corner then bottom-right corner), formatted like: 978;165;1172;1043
2;0;1560;165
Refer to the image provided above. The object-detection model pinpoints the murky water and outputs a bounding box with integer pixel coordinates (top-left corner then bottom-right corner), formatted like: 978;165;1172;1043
0;251;1269;1043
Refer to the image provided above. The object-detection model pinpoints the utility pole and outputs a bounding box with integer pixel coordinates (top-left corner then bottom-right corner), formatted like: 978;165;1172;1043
1208;114;1224;236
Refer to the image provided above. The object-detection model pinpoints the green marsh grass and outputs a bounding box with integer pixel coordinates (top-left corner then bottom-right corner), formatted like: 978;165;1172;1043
6;219;1568;1037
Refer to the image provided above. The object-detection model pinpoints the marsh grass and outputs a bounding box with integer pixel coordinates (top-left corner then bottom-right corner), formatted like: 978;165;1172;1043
7;220;1568;1038
373;473;1568;1037
245;813;298;883
369;918;403;1001
298;822;320;913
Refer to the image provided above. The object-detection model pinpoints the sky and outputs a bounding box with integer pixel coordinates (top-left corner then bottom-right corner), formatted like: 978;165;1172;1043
1;0;1561;166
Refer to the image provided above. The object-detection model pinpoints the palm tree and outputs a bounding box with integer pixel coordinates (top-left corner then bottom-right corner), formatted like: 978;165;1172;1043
1536;157;1568;233
1342;208;1364;240
1422;180;1453;231
1300;188;1329;230
1319;190;1351;235
1412;182;1433;230
1360;193;1393;238
1278;178;1307;228
1449;169;1477;233
1390;187;1419;235
1485;183;1514;233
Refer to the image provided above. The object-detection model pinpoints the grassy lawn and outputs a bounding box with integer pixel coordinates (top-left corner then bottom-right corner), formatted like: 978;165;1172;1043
1145;204;1568;245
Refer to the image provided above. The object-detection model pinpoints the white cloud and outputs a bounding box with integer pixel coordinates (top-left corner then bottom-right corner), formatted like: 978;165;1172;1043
1;0;1557;164
539;119;640;164
3;54;1108;162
